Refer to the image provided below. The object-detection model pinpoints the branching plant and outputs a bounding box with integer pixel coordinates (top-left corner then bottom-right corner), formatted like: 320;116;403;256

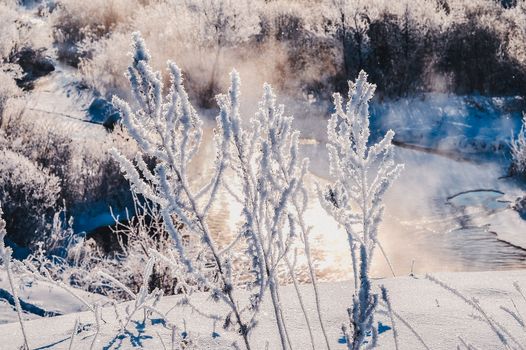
319;70;403;349
220;71;313;349
108;31;411;349
110;31;254;347
110;32;324;349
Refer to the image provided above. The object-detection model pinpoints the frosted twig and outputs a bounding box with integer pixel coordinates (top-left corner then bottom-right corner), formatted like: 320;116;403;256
68;318;80;350
426;274;523;350
98;270;137;299
380;286;399;350
458;336;481;350
378;307;430;350
89;304;101;350
376;240;396;277
157;330;167;350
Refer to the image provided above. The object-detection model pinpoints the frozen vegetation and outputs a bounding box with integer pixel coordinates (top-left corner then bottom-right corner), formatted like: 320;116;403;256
2;0;526;349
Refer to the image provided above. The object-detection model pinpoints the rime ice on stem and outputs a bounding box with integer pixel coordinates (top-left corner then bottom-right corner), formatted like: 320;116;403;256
511;114;526;177
319;70;403;349
113;31;332;349
221;73;311;349
111;32;254;349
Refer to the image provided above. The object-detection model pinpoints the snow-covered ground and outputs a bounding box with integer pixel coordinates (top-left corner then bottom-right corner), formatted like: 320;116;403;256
0;270;107;325
1;269;526;349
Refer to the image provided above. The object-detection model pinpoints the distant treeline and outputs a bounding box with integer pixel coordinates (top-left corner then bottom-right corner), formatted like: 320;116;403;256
50;0;526;104
4;0;526;106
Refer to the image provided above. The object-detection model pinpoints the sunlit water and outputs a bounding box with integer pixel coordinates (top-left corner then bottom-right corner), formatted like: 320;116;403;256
302;143;526;280
196;125;526;282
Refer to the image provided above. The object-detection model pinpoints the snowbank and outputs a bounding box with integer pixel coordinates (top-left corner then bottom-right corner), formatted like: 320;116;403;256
0;270;108;325
1;269;526;349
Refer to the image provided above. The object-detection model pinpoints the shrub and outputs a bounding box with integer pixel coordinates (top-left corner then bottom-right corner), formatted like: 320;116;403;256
0;148;61;246
73;0;526;102
0;69;21;122
51;0;142;66
1;110;132;213
79;0;261;105
0;1;53;62
0;2;20;60
437;6;526;95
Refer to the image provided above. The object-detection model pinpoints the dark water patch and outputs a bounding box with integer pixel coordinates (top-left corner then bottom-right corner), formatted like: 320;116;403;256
439;226;526;270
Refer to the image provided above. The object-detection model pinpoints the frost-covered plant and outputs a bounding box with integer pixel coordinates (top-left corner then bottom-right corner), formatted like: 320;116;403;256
79;0;260;104
111;32;254;348
329;0;371;80
342;245;378;349
0;2;20;60
52;0;141;65
0;148;61;246
111;32;324;349
41;208;76;257
221;71;314;349
68;318;80;350
319;70;403;348
104;193;182;298
0;110;133;225
2;115;76;199
22;193;177;301
71;0;526;103
23;253;96;314
0;2;53;98
198;0;260;104
21;207;100;296
0;68;21;121
321;70;402;280
510;114;526;177
89;304;101;350
0;1;52;60
17;224;164;347
322;70;403;276
98;256;165;335
0;205;29;350
380;285;399;350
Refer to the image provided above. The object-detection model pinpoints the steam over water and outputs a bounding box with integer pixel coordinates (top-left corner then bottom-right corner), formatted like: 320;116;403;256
207;143;526;280
305;144;526;280
196;117;526;283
